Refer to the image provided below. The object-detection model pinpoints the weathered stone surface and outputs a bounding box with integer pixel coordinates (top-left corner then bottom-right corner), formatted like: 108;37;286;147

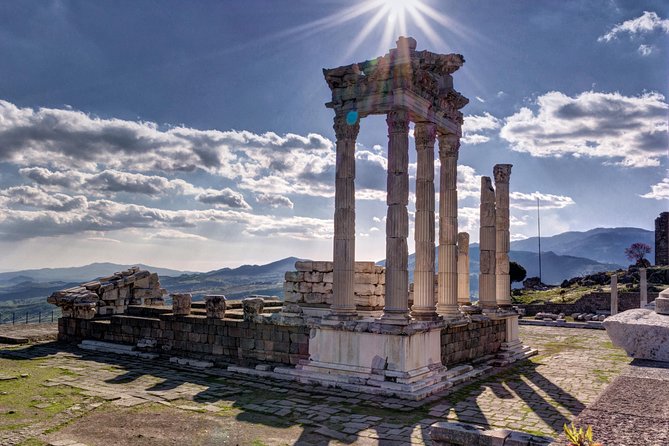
656;211;669;266
242;297;265;321
604;308;669;361
171;293;192;316
204;294;226;319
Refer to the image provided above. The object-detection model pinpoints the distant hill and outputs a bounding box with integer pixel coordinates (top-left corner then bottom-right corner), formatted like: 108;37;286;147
510;227;654;266
401;246;622;295
160;256;302;299
0;262;191;284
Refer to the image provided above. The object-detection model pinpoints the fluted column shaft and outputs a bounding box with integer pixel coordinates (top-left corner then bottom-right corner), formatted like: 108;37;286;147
331;112;359;317
411;122;438;320
457;232;470;305
437;133;461;318
494;164;513;307
382;109;410;322
479;176;498;310
640;268;648;307
611;274;618;315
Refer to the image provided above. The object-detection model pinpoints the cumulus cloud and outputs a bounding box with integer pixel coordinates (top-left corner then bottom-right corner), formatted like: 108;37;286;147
147;229;208;241
641;178;669;200
0;100;332;178
499;90;668;167
195;188;251;209
598;11;669;42
461;112;500;145
456;165;482;199
255;193;294;208
638;44;654;56
0;199;331;241
0;185;87;212
510;191;575;210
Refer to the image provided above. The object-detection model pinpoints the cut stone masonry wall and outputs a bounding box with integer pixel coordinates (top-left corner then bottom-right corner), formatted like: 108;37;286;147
284;261;385;314
441;318;506;366
517;291;659;316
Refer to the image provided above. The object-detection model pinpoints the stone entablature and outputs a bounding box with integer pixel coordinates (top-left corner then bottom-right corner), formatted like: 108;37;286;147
283;261;385;315
48;267;165;319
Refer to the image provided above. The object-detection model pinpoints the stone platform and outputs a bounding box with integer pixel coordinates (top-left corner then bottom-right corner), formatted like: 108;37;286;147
0;326;629;445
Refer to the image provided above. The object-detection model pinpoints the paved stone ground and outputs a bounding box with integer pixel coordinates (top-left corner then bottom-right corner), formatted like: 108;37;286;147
0;326;630;445
0;322;58;344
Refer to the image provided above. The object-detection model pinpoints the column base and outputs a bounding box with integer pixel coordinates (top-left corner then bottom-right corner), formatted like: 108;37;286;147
436;304;462;320
379;310;411;325
411;306;441;321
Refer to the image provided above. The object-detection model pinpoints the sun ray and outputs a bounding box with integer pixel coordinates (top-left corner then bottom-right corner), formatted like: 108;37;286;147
341;6;391;61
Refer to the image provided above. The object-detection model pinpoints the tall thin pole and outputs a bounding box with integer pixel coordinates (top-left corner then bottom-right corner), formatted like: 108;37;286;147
537;197;542;283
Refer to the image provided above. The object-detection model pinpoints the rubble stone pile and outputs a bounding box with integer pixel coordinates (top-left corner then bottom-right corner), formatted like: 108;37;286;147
48;267;165;319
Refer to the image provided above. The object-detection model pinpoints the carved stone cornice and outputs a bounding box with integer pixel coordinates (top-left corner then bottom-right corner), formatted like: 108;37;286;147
493;164;513;184
386;109;410;134
414;122;437;150
333;113;360;141
437;133;460;158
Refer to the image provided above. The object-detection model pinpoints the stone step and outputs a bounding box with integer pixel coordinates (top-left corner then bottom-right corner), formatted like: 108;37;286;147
169;357;213;368
78;340;158;359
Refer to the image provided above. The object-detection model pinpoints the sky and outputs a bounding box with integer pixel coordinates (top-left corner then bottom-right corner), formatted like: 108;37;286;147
0;0;667;272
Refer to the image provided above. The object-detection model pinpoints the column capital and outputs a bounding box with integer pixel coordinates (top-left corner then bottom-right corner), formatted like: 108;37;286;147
414;122;437;149
493;164;513;184
333;112;360;141
437;133;460;158
386;109;410;134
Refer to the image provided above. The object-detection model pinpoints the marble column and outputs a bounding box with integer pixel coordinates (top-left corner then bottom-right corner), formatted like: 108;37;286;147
494;164;513;308
457;232;470;306
610;274;618;316
331;111;359;318
479;176;498;311
382;109;410;322
411;122;438;320
436;133;461;319
640;268;648;307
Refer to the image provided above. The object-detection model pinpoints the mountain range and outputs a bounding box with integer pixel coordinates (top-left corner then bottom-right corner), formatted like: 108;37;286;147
0;227;654;315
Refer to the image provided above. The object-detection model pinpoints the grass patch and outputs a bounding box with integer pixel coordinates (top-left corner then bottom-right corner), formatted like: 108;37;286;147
513;286;594;305
0;356;94;434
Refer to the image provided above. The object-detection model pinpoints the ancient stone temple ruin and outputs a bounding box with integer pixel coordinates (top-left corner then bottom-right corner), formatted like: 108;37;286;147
656;211;669;266
49;37;534;400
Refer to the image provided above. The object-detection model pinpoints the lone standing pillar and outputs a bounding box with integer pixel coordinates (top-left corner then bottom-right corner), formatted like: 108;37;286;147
494;164;513;308
457;232;470;306
640;268;648;307
330;111;359;318
382;109;410;322
437;133;462;319
411;122;438;320
479;176;498;311
610;274;618;315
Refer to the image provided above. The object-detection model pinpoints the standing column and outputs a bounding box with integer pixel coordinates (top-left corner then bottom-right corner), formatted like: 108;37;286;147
411;122;438;320
330;111;359;318
457;232;470;306
479;176;498;311
437;133;461;319
640;268;648;307
382;109;410;322
610;274;618;315
494;164;513;308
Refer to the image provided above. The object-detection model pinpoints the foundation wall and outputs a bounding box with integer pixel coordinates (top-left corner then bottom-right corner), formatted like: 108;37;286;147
441;318;507;366
58;312;310;366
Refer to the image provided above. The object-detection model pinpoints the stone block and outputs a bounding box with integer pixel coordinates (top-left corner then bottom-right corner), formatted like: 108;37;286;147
312;282;332;294
312;261;333;272
604;308;669;361
284;291;302;303
323;272;334;283
356;273;379;285
304;271;323;283
295;261;313;271
171;293;192;316
242;298;264;321
284;271;302;282
298;282;312;293
205;295;226;319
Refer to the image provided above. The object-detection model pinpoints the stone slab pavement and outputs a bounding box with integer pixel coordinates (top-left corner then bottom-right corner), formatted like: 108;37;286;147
0;326;630;445
0;322;58;345
554;359;669;445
